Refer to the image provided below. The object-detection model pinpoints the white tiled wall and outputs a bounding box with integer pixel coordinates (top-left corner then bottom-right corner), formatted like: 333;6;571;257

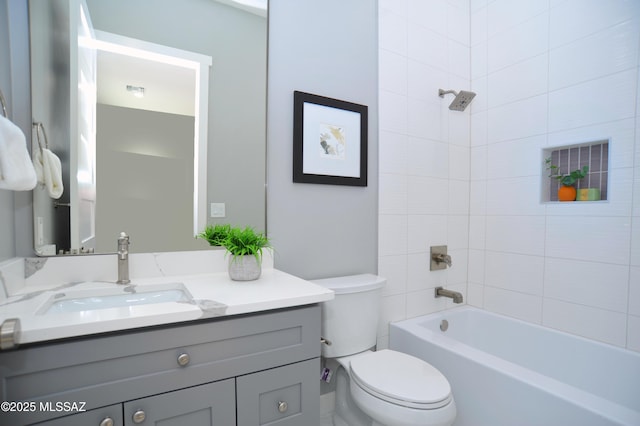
379;0;640;352
378;0;471;349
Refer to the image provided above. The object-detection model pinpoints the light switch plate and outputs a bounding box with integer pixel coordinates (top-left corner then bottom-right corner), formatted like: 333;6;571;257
210;203;226;218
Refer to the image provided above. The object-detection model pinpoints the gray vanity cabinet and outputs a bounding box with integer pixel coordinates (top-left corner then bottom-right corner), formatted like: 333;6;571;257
123;379;236;426
0;305;321;426
34;379;237;426
30;404;123;426
237;358;318;426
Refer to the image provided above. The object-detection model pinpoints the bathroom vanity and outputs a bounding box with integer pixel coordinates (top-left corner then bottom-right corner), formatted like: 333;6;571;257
0;251;333;426
1;305;320;426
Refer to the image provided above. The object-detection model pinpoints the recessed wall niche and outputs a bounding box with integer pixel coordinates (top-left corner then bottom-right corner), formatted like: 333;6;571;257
543;141;609;202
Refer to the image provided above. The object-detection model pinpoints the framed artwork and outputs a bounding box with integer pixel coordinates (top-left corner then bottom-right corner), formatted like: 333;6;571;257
293;91;368;186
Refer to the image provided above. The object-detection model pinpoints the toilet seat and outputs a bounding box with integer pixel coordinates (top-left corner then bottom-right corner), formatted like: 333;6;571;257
349;349;452;410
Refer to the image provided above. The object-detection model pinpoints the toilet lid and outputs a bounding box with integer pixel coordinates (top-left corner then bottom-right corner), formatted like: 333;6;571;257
349;349;452;409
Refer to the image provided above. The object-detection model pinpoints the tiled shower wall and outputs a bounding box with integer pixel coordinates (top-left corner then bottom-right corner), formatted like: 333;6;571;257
378;0;640;353
377;0;472;349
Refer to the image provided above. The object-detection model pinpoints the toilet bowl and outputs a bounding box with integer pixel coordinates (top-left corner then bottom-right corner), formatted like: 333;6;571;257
347;350;456;426
313;274;457;426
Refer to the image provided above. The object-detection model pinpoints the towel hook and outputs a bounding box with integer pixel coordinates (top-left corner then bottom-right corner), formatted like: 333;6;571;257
32;122;49;156
0;89;7;118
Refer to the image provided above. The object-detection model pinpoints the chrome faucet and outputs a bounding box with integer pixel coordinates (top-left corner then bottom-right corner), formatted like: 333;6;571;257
116;232;130;284
435;286;463;303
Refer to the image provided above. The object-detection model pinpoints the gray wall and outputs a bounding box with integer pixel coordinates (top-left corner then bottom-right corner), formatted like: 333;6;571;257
0;0;31;261
267;0;379;280
95;104;202;253
0;0;15;261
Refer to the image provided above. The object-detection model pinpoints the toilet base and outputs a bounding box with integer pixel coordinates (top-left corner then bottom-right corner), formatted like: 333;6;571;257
333;365;372;426
351;376;456;426
332;358;455;426
332;414;385;426
331;414;383;426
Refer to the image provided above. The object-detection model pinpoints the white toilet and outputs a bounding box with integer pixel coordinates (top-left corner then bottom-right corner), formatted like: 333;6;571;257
314;274;456;426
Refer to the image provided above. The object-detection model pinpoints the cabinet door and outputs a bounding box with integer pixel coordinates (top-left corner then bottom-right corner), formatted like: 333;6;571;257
33;403;123;426
236;358;319;426
123;379;235;426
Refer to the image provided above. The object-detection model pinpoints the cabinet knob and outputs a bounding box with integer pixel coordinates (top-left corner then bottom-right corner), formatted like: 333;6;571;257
132;409;146;424
277;401;288;413
99;417;114;426
177;352;190;366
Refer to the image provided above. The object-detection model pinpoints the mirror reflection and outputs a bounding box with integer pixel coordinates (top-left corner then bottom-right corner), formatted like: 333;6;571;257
29;0;267;255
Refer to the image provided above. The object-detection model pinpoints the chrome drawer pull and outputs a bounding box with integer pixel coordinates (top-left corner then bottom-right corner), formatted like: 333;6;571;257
99;417;114;426
177;352;190;366
132;409;146;424
278;401;288;413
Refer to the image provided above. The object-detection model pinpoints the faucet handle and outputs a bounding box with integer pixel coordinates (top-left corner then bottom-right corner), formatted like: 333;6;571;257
430;246;452;270
117;232;130;254
434;253;452;267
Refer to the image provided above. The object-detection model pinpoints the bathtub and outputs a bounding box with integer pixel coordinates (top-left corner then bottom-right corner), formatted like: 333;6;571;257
389;306;640;426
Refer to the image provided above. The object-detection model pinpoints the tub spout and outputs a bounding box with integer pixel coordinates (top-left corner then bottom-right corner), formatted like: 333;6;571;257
435;286;463;303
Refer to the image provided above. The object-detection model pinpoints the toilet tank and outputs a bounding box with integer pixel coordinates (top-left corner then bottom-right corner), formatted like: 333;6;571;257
312;274;386;358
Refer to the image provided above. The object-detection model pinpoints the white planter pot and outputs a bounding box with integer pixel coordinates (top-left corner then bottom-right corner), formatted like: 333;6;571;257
228;255;261;281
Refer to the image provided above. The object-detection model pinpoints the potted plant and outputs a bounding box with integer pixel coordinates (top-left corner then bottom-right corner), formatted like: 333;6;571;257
198;225;271;281
197;223;231;247
546;158;589;202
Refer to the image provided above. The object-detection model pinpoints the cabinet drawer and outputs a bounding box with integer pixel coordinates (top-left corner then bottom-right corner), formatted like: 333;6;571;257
236;358;320;426
33;404;123;426
124;378;235;426
0;305;320;425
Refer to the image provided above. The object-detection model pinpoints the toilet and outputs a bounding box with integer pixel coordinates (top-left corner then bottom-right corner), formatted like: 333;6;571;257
313;274;456;426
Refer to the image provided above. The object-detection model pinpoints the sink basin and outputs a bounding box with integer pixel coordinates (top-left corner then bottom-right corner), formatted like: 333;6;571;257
37;283;192;315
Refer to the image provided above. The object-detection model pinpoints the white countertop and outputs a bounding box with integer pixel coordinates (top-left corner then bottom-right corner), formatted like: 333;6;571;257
0;253;334;346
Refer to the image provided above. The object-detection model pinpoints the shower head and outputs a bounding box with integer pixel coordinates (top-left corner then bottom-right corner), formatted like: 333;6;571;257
438;89;476;111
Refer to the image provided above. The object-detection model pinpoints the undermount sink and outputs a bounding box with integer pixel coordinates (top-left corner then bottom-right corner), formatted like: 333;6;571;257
37;282;193;315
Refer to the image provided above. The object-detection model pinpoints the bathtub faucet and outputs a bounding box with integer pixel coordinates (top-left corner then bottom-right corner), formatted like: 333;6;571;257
435;286;463;304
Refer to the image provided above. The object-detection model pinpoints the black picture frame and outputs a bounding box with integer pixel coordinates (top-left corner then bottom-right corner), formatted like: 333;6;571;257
293;91;368;186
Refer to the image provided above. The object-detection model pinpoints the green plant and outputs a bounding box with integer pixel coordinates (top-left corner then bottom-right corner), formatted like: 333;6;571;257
545;158;588;187
197;223;231;247
223;226;271;264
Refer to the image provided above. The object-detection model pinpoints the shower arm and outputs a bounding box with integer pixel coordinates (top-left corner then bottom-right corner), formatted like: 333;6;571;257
438;89;458;98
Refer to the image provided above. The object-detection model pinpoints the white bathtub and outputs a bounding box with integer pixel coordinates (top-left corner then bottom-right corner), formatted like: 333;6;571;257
389;306;640;426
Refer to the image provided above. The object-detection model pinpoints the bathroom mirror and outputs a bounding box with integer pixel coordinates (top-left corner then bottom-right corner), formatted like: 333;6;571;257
28;0;267;255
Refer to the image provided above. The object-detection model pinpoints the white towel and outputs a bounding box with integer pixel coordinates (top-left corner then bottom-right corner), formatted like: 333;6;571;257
33;146;64;199
0;115;37;191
